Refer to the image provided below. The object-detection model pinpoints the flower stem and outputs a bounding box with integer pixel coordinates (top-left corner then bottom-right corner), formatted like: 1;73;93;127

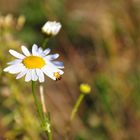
70;93;85;120
31;81;52;140
32;81;44;123
42;38;49;48
46;113;52;140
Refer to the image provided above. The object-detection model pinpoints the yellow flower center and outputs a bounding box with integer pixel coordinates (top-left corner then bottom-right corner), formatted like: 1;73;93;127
22;56;46;69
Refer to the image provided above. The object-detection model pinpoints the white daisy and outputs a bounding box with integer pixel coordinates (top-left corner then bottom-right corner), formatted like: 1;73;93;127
4;44;64;83
42;21;62;36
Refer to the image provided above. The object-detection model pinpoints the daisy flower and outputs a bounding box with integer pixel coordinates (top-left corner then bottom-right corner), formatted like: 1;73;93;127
4;44;64;83
42;21;62;36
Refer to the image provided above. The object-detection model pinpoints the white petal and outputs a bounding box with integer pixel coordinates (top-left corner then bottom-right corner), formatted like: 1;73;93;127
4;66;12;72
4;64;24;74
42;48;51;56
32;44;39;56
25;70;32;82
9;49;25;59
45;53;59;60
52;23;61;35
52;61;64;69
42;66;56;80
38;47;43;54
21;45;31;56
16;69;28;79
36;69;45;83
7;59;22;65
31;69;38;81
9;65;25;74
45;61;64;75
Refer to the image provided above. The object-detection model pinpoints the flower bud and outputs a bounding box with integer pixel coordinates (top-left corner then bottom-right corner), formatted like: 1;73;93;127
80;83;91;94
42;21;61;36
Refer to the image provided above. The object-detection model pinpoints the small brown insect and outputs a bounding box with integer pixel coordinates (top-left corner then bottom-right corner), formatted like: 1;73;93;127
54;72;62;81
56;76;62;81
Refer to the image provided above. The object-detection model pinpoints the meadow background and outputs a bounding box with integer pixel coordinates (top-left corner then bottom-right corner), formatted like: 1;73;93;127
0;0;140;140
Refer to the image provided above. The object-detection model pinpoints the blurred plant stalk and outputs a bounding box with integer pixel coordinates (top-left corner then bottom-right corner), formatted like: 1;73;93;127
70;93;85;120
40;85;47;113
71;84;91;120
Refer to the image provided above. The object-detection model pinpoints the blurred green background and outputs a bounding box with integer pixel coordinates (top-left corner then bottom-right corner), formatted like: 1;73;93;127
0;0;140;139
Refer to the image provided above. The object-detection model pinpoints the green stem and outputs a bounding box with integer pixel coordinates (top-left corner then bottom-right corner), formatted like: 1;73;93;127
42;38;49;48
32;81;52;140
47;112;52;140
70;93;85;120
32;81;44;123
42;112;52;140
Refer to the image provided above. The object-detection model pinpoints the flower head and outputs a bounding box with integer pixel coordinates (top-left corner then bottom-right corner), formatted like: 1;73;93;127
80;83;91;94
42;21;61;36
4;44;64;83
